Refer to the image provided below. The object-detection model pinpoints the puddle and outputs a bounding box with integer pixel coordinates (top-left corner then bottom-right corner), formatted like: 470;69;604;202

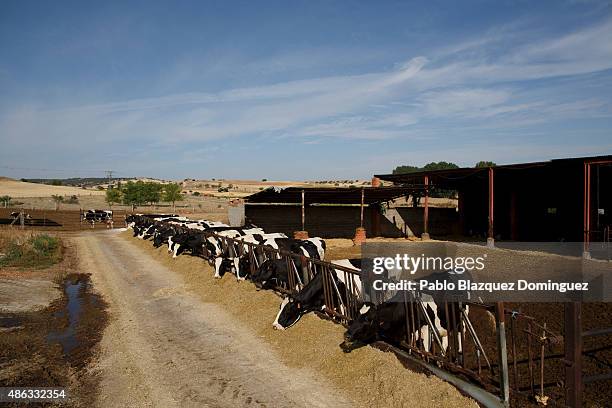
46;277;86;355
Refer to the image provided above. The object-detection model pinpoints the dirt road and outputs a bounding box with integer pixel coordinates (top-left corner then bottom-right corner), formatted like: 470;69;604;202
76;230;352;408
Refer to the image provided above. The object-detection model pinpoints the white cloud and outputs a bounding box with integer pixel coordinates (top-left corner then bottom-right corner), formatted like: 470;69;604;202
2;17;612;178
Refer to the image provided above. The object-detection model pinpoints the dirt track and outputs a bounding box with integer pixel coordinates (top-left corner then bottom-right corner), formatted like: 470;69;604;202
76;230;353;408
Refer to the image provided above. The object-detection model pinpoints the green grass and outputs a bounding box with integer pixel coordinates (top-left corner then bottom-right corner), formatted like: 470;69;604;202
0;234;62;268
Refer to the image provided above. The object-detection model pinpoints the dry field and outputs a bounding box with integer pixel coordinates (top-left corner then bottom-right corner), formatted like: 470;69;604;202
0;177;105;199
181;178;371;199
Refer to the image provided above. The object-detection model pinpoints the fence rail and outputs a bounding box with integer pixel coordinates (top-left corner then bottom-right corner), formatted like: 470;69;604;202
149;222;611;407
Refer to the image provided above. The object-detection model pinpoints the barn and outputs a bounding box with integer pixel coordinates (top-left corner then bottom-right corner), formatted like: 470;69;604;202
374;155;612;255
243;186;421;239
244;155;611;258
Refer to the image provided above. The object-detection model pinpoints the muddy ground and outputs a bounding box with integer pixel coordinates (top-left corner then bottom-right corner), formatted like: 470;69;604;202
0;236;108;407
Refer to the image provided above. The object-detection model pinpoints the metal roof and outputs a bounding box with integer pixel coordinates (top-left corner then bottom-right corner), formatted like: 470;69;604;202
375;155;612;187
245;186;421;205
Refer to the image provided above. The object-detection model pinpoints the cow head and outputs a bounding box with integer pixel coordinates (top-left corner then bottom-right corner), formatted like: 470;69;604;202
272;297;303;330
339;303;378;353
216;257;234;278
237;256;251;279
251;260;275;288
153;231;168;247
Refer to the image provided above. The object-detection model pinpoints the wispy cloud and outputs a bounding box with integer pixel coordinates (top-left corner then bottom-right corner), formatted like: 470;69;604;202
1;15;612;178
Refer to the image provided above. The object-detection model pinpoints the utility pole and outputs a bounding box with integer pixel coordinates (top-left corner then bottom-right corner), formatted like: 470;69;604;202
105;170;114;188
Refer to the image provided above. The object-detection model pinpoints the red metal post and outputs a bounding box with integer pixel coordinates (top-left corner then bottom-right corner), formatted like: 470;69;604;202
583;163;591;254
488;167;494;240
301;189;305;231
360;187;365;228
423;175;429;237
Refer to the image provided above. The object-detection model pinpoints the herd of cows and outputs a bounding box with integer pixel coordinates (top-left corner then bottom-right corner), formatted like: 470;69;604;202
126;213;480;355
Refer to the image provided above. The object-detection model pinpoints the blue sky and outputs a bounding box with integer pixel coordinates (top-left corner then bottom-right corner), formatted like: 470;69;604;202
1;0;611;180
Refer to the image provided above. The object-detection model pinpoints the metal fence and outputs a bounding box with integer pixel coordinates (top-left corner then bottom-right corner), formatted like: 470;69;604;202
164;226;609;407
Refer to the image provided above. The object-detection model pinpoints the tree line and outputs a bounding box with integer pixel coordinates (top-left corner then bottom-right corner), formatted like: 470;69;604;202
106;181;184;211
392;160;496;175
390;160;497;200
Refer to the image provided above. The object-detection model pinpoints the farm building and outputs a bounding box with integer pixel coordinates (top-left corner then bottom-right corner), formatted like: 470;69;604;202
243;186;417;239
245;155;611;253
375;155;612;249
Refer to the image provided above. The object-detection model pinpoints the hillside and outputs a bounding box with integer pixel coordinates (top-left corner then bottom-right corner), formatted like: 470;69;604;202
0;177;105;198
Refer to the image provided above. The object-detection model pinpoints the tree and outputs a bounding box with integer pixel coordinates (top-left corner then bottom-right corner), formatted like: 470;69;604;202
392;161;459;174
144;182;163;205
163;183;184;213
392;165;421;174
422;161;459;171
0;195;11;207
105;188;122;210
475;161;497;168
51;195;64;210
122;181;146;208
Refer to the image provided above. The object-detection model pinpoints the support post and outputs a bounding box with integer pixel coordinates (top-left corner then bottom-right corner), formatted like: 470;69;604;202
565;302;583;408
360;188;365;228
495;302;510;406
301;189;305;231
583;163;591;257
294;190;308;239
487;167;495;248
422;175;430;240
353;187;367;245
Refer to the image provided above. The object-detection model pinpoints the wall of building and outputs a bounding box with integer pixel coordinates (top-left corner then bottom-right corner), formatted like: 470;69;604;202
396;207;461;237
245;205;404;238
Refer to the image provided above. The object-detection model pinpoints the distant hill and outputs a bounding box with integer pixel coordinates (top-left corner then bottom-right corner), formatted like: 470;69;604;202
22;177;170;188
23;177;121;187
0;178;105;198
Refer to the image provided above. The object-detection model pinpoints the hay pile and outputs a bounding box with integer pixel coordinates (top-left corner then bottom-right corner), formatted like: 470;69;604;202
125;232;476;408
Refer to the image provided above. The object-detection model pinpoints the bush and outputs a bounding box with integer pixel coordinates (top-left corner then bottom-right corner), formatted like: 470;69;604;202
0;234;62;268
65;195;79;204
192;191;201;196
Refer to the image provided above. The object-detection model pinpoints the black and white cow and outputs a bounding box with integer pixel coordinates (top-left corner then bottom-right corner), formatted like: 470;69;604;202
84;209;112;222
220;236;325;280
9;211;32;220
272;259;375;330
250;238;327;289
249;238;325;289
179;226;265;261
214;232;288;280
339;270;476;354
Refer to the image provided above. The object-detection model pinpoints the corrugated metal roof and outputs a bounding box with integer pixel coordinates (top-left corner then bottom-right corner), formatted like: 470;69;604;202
375;155;612;186
245;186;422;205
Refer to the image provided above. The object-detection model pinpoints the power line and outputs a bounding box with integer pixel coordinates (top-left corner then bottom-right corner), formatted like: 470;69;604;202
105;170;114;185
